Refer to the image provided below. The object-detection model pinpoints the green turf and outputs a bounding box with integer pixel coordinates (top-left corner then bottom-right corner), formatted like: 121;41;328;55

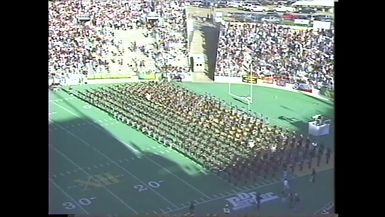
49;82;334;216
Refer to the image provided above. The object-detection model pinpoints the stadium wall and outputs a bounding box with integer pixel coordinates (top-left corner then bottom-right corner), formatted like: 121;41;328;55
214;76;243;83
213;76;331;102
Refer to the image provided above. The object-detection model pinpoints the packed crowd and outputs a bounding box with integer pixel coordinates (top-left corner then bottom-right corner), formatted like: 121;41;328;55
138;0;191;75
72;82;332;185
216;22;334;89
49;0;190;85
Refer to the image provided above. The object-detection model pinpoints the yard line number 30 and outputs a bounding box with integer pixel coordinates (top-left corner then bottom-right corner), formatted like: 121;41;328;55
62;197;95;210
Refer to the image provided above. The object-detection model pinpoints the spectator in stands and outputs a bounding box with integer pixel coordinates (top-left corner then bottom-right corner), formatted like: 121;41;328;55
215;22;334;89
49;0;190;84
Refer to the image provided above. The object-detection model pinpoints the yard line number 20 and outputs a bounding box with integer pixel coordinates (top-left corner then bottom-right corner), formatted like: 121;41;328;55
134;180;164;192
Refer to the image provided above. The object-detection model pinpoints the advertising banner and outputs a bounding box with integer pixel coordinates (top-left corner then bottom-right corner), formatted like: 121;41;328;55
313;20;331;30
276;79;287;87
294;19;310;25
242;75;258;84
262;76;274;84
138;72;160;81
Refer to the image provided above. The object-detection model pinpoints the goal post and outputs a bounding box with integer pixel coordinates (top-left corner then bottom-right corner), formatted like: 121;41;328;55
228;65;254;111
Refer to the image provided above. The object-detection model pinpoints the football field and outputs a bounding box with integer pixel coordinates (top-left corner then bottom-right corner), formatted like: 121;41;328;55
49;82;334;216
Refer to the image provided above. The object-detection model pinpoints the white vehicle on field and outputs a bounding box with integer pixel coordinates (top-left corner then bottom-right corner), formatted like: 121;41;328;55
274;6;296;13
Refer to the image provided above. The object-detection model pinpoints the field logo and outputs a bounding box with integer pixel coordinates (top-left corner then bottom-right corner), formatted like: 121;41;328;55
225;191;279;210
74;172;122;191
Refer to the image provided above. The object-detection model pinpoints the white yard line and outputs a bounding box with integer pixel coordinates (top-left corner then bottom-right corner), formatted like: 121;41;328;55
49;178;90;215
53;100;211;199
164;178;285;214
313;201;334;215
49;144;139;214
49;96;76;102
144;154;210;198
50;114;178;208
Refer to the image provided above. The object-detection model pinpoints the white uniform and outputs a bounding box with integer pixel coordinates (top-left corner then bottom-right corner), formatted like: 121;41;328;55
223;207;230;214
284;179;290;190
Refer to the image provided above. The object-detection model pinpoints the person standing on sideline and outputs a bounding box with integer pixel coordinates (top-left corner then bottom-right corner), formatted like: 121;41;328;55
223;203;230;215
189;201;195;215
326;147;332;164
310;168;316;183
288;192;294;208
283;178;290;192
280;190;287;203
255;192;261;210
283;168;288;180
294;192;300;209
307;156;312;169
299;159;304;171
316;149;322;166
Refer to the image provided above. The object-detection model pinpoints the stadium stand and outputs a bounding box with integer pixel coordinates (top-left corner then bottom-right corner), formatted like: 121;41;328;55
215;22;334;90
48;0;190;85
